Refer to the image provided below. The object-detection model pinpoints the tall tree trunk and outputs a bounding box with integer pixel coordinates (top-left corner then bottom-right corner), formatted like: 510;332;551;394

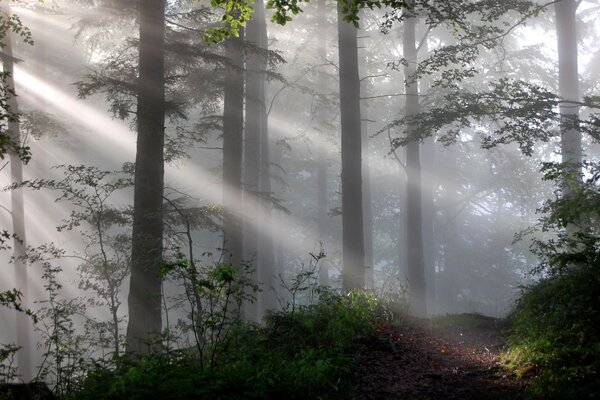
421;138;435;315
361;86;374;290
555;0;582;196
419;29;435;316
403;11;426;317
254;0;277;317
338;4;365;291
126;0;166;354
243;15;261;321
316;0;330;286
222;35;245;270
2;19;32;381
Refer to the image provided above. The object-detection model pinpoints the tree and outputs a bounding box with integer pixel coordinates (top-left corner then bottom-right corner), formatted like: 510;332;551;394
316;0;331;286
402;4;426;317
0;4;34;380
221;35;245;272
28;165;133;357
338;1;365;291
555;0;582;196
126;0;167;354
246;0;277;317
256;3;277;316
2;14;31;381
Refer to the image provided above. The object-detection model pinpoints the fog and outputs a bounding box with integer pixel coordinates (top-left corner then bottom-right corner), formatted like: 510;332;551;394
1;0;598;386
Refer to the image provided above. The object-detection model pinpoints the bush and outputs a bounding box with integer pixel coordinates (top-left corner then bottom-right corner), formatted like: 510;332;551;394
506;161;600;399
505;264;600;399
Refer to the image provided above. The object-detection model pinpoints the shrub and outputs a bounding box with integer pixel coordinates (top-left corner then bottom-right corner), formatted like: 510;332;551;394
506;161;600;399
505;264;600;399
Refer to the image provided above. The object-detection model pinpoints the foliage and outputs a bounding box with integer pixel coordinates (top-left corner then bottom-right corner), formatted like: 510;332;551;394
505;265;600;399
205;0;542;44
24;244;89;396
277;248;326;312
68;289;384;400
0;9;33;162
25;164;133;357
506;162;600;399
0;344;19;384
160;252;258;370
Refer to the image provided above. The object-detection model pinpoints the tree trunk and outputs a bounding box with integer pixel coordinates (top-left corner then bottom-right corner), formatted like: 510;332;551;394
316;0;330;286
222;35;245;270
3;18;32;381
253;0;277;317
338;4;365;292
243;15;261;321
403;11;426;317
362;87;374;291
126;0;166;354
555;0;582;195
421;138;435;315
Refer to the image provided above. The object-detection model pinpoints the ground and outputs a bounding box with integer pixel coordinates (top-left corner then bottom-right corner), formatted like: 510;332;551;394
354;314;523;400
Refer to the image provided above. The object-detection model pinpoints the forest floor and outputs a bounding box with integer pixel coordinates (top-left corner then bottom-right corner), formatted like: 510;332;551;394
354;314;523;400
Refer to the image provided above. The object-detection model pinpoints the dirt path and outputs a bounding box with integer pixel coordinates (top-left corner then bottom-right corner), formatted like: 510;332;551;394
354;315;522;400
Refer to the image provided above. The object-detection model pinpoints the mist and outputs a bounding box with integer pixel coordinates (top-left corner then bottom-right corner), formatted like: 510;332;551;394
1;0;599;398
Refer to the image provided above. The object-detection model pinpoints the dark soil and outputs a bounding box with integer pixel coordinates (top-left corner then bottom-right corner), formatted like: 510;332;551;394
354;314;522;400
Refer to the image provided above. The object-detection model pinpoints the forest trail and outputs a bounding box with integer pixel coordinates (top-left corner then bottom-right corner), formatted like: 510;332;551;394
354;315;522;400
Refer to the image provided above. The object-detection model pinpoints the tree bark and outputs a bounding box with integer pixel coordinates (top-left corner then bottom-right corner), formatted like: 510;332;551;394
126;0;166;354
222;35;245;270
403;11;426;317
338;4;365;291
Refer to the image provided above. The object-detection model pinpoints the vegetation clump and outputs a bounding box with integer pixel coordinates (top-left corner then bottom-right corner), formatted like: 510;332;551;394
69;289;383;400
505;162;600;399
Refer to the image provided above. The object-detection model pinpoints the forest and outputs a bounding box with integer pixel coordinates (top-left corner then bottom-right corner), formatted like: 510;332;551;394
0;0;599;398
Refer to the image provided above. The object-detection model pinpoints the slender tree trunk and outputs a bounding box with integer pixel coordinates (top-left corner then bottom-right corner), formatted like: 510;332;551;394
316;0;330;286
419;28;435;316
243;16;261;321
338;4;365;291
361;87;374;290
555;0;582;195
421;138;435;315
253;0;277;317
436;146;460;314
126;0;166;354
222;35;245;270
403;11;426;317
3;20;32;381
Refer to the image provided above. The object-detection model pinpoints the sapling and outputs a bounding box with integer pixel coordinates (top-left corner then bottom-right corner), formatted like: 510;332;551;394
25;164;132;357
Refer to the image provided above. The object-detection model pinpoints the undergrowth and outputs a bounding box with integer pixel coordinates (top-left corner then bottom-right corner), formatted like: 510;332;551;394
68;289;384;400
506;161;600;399
505;264;600;399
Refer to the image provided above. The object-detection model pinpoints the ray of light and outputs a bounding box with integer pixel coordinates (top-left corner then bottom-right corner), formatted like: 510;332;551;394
13;66;332;262
267;113;448;191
